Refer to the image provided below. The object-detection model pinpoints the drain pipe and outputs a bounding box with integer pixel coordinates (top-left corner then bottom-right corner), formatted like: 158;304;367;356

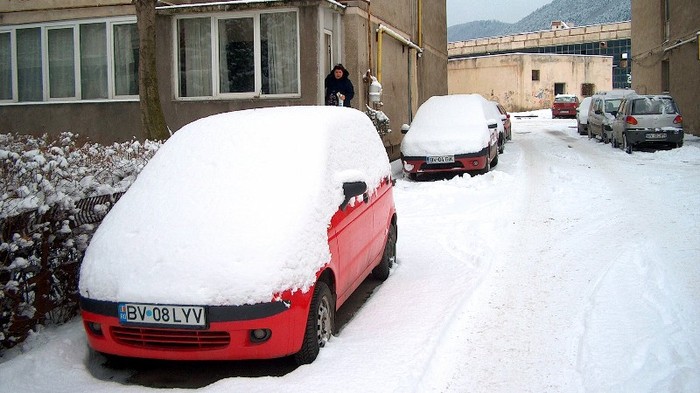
376;24;422;83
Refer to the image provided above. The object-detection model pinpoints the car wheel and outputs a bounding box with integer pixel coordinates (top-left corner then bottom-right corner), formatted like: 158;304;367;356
491;150;499;167
498;136;505;154
612;135;619;148
587;127;593;139
372;222;397;281
294;281;334;365
602;128;609;144
407;173;417;181
623;134;632;154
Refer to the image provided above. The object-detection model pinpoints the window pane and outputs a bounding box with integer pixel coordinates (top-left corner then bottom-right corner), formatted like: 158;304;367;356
261;12;298;94
113;23;139;96
218;18;254;93
17;28;43;102
0;32;11;100
48;28;76;98
178;18;212;97
80;23;108;99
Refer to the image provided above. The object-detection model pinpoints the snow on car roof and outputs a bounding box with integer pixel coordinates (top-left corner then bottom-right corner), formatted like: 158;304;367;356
79;106;391;306
400;94;501;156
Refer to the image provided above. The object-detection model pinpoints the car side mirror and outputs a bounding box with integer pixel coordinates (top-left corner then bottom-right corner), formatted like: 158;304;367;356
487;121;498;129
401;124;410;134
340;181;367;210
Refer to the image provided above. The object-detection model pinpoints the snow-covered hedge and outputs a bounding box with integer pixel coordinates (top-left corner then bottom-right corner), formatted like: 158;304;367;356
1;132;160;350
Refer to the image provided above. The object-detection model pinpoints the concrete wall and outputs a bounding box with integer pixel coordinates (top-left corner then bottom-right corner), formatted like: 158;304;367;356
1;0;448;154
631;0;699;136
449;53;612;112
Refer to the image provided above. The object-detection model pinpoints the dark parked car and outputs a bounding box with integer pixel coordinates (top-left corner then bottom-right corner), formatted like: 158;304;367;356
611;94;684;154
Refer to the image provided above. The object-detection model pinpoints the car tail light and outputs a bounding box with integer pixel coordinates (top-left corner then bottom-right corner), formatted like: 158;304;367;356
625;116;638;125
673;115;683;124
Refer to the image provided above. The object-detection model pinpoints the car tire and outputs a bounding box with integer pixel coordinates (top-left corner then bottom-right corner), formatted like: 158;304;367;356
372;222;397;281
612;135;619;149
587;127;593;139
407;173;417;181
602;128;609;144
294;281;334;365
498;136;505;154
491;150;499;167
623;134;632;154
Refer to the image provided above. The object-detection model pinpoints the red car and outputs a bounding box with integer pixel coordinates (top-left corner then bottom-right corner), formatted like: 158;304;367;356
400;94;501;179
79;107;397;365
551;94;580;118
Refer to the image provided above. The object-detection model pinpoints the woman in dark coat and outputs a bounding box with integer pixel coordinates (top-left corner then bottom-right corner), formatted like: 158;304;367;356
324;64;355;107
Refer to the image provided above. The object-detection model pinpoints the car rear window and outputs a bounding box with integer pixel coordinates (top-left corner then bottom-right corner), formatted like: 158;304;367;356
631;97;678;115
554;96;577;103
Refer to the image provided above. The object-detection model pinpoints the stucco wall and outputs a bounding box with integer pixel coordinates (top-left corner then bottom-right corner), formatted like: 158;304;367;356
631;0;699;135
449;53;612;112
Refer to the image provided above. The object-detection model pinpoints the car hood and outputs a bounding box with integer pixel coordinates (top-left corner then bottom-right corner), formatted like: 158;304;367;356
79;107;391;306
400;95;497;156
401;122;491;156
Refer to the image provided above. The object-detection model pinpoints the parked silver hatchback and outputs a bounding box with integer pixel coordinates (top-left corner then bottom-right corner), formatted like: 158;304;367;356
587;89;636;143
611;94;684;154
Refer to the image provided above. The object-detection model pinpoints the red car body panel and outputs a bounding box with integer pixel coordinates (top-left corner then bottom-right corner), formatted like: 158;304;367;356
551;95;580;118
80;179;396;361
401;128;499;176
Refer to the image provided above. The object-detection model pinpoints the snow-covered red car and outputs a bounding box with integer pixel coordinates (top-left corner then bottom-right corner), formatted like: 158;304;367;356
79;106;397;365
400;94;501;179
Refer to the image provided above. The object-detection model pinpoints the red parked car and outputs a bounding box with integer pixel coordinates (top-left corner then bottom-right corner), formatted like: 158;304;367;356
79;106;397;365
400;94;501;179
551;94;580;118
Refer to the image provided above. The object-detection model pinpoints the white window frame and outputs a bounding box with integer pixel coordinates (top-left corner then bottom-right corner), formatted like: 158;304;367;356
0;16;138;105
173;8;301;101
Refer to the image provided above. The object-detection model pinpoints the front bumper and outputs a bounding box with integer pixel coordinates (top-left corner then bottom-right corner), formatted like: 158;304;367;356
402;149;489;174
80;292;311;361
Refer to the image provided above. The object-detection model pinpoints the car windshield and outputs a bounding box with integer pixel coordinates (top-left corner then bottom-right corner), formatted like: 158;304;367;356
631;97;678;115
555;96;577;103
604;99;622;112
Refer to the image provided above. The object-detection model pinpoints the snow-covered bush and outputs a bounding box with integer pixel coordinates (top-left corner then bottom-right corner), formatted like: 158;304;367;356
1;132;161;350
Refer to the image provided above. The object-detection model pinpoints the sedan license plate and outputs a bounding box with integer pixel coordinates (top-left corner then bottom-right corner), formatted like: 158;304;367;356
119;303;207;328
646;132;666;139
427;155;455;164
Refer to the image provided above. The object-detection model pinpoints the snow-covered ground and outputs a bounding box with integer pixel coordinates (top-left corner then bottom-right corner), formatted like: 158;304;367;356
1;110;699;392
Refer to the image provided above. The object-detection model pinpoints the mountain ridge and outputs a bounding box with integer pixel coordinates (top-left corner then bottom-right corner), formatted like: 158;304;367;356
448;0;631;42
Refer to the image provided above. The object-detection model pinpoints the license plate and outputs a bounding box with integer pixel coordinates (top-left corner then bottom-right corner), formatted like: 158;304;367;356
646;132;666;139
119;303;207;327
427;155;454;164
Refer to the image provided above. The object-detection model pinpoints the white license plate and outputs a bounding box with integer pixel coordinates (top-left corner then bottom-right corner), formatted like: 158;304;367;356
646;133;666;139
119;303;207;327
427;155;455;164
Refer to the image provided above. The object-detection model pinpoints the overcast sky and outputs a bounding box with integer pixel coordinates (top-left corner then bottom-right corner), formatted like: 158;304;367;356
447;0;553;26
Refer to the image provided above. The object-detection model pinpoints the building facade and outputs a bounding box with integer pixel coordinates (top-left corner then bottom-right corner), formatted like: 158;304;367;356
0;0;447;157
449;22;631;88
449;53;613;112
630;0;699;136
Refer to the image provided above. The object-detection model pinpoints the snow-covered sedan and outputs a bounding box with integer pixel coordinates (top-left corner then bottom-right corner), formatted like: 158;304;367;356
79;106;397;365
400;94;501;179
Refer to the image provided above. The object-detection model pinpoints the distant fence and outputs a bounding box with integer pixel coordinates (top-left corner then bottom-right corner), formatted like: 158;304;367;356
0;192;122;351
